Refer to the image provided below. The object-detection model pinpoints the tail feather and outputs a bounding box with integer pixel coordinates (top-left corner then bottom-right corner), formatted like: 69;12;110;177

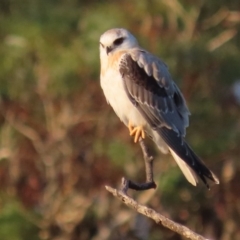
169;148;198;186
157;127;219;188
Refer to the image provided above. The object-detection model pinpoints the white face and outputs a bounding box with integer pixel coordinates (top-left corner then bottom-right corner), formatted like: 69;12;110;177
99;28;139;56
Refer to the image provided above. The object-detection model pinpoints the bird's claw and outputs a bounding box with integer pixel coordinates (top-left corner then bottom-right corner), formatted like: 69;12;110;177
128;122;145;143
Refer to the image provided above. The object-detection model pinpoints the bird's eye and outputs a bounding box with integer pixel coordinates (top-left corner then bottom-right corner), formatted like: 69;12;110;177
100;42;104;47
113;37;124;45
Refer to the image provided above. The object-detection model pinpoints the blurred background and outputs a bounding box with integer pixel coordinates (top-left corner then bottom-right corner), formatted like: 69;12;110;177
0;0;240;239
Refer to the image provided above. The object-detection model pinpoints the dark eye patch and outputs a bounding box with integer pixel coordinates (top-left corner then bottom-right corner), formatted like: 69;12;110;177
113;37;124;45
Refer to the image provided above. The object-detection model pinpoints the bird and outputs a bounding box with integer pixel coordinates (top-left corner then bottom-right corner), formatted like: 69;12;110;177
99;28;219;189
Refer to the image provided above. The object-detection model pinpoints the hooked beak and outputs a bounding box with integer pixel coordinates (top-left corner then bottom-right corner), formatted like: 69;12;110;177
106;46;112;55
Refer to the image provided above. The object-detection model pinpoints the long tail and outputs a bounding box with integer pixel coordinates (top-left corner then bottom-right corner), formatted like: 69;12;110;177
156;127;219;188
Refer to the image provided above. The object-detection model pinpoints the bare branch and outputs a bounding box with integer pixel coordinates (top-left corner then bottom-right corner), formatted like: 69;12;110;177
105;185;209;240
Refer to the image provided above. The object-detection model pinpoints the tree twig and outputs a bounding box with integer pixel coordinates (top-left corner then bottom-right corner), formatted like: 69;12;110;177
121;138;156;192
105;185;209;240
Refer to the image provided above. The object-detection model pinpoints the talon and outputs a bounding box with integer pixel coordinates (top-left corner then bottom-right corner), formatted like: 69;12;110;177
128;122;145;143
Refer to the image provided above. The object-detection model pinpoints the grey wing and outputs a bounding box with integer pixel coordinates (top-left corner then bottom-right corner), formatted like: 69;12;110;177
120;50;190;137
119;50;219;188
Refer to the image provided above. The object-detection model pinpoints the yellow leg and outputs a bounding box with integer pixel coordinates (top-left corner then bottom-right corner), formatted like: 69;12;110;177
128;121;145;143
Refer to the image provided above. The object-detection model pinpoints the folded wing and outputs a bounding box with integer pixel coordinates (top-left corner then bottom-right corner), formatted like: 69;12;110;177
119;50;219;188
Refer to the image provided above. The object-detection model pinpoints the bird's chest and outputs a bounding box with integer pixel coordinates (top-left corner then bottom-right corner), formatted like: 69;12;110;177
100;68;145;127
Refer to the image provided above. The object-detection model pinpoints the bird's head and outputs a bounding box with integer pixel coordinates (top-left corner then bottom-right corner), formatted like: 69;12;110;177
99;28;139;56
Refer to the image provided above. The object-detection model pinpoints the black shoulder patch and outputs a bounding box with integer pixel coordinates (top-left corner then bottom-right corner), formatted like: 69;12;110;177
120;54;168;98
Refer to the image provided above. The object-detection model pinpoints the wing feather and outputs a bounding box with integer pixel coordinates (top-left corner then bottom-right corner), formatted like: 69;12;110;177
119;50;219;187
120;52;188;136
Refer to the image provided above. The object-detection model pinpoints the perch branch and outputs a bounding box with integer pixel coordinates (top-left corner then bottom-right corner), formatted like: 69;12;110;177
121;138;156;192
105;185;209;240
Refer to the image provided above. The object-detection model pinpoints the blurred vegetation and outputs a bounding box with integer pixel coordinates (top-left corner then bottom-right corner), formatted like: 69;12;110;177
0;0;240;239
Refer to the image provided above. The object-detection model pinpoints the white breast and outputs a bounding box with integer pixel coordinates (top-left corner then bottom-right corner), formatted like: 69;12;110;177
100;66;146;128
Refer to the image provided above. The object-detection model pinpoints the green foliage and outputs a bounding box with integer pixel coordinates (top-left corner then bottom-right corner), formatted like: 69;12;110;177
0;197;39;240
106;140;135;168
